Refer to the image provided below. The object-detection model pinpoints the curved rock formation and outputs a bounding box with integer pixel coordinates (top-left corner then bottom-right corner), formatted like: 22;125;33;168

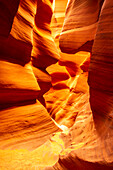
0;0;60;150
59;0;104;53
88;0;113;119
1;0;113;169
53;0;113;169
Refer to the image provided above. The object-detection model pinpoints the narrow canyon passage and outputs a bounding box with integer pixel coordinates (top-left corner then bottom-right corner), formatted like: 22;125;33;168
0;0;113;169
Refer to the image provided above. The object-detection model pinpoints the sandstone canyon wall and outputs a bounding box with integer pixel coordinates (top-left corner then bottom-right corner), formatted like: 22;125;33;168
0;0;113;169
59;0;104;53
53;0;113;169
0;0;61;150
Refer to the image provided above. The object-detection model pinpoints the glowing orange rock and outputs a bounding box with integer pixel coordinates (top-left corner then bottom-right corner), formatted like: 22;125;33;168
0;101;59;150
0;0;60;150
88;0;113;119
1;0;113;169
80;53;91;72
59;0;104;53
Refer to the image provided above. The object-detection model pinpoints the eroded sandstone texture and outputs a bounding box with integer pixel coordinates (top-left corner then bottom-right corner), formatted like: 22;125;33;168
59;0;104;53
0;0;60;150
0;0;113;169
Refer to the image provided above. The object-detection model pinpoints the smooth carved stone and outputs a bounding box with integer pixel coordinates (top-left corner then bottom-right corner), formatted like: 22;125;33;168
0;0;20;37
48;93;113;170
0;35;32;65
58;52;87;77
9;0;60;68
32;0;60;69
32;66;52;95
51;72;69;84
88;0;113;118
58;52;90;77
47;63;70;84
59;59;79;77
51;0;68;38
0;0;60;106
10;0;37;44
52;83;69;90
80;53;91;72
73;72;89;93
59;0;104;53
32;66;52;106
45;51;90;127
0;101;60;150
1;0;113;169
0;61;40;107
0;0;61;150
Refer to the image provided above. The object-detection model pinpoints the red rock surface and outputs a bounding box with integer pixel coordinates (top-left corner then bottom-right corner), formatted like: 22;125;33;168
59;0;104;53
88;0;113;119
0;0;60;150
0;0;113;169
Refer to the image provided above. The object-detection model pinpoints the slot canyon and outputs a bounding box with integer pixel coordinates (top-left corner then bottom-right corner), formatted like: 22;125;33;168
0;0;113;169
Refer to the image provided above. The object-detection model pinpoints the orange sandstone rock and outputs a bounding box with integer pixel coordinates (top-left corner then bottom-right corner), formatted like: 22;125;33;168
88;0;113;118
59;0;104;53
0;0;60;150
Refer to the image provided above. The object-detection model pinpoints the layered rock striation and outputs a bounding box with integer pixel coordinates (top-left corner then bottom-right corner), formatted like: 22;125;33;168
0;0;60;150
59;0;104;53
1;0;113;169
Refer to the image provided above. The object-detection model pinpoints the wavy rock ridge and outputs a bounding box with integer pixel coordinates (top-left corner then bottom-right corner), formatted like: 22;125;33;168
0;0;60;150
1;0;113;169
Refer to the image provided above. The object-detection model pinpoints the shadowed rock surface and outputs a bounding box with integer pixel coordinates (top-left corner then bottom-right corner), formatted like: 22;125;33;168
59;0;104;53
0;0;60;151
0;0;113;169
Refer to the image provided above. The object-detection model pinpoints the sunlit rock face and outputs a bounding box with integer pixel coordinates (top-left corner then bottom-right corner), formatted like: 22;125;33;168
59;0;104;53
1;0;113;169
45;0;90;128
51;0;68;38
52;0;113;169
0;0;60;150
44;51;90;127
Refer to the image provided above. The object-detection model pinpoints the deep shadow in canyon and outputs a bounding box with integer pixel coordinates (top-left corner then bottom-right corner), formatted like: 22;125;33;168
0;0;113;169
